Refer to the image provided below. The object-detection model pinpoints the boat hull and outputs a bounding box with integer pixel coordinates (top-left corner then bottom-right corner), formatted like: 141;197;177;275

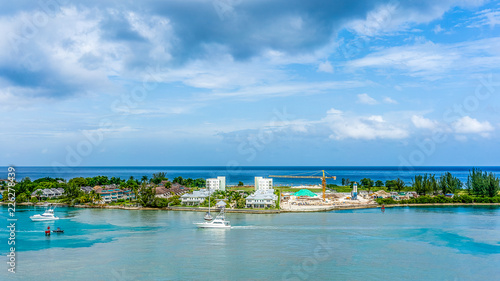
30;216;59;221
194;222;231;229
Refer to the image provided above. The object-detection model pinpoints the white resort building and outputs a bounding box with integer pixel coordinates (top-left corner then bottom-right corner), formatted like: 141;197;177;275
254;177;273;191
180;189;213;206
206;176;226;192
180;176;225;205
246;177;277;208
246;189;278;208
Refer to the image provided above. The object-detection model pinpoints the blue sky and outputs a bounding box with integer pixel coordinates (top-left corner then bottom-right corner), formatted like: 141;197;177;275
1;0;500;167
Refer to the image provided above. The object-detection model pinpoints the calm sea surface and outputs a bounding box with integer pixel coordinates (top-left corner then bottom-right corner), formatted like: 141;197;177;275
2;166;500;186
1;206;499;280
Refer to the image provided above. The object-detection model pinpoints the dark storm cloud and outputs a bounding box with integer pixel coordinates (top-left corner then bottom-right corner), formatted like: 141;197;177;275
0;0;471;98
147;0;381;61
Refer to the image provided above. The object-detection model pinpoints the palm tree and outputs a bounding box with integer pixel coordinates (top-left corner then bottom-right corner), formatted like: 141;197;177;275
395;178;405;192
36;190;43;201
141;175;148;183
89;190;96;204
95;193;102;205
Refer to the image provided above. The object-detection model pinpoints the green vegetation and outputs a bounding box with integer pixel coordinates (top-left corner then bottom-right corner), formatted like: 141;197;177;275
341;178;351;186
360;178;374;192
227;186;256;193
151;172;167;184
467;168;500;197
173;176;206;188
439;172;462;194
412;174;438;195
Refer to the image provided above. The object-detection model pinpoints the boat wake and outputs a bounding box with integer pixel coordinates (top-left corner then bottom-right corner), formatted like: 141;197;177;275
0;230;45;233
231;226;282;230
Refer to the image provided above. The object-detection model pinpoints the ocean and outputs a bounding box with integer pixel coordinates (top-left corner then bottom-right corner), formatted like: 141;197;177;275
1;205;499;280
2;166;500;186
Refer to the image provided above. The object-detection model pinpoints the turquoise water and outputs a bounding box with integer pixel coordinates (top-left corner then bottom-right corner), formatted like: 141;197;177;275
1;206;499;280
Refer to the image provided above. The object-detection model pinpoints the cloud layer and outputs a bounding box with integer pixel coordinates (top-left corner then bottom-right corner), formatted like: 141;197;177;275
1;0;499;165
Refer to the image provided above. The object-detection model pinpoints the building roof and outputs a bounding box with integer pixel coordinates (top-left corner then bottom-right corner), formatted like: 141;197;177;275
155;186;169;195
292;189;318;197
247;189;277;200
374;190;390;196
81;186;93;193
181;189;212;198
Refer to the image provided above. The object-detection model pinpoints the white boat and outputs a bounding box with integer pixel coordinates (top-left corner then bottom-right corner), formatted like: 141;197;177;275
30;206;59;221
195;201;230;229
195;216;231;228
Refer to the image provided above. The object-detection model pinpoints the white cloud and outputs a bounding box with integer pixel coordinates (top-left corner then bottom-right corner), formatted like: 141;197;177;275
346;2;400;36
433;24;444;33
453;116;494;136
383;97;398;104
347;37;500;78
366;115;384;122
467;8;500;28
225;108;410;142
348;41;457;77
199;80;369;101
411;115;438;130
324;108;408;140
326;108;343;115
317;60;334;73
346;0;486;36
357;93;378;105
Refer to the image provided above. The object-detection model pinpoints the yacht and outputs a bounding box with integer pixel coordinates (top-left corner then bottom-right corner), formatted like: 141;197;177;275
195;201;230;229
30;205;60;221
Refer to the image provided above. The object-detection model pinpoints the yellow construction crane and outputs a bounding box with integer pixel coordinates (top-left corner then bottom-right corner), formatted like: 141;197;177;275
269;170;336;201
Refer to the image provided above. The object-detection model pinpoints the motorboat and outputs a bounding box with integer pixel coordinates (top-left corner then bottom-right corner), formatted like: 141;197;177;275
30;205;59;221
195;201;230;229
195;215;231;228
52;227;64;233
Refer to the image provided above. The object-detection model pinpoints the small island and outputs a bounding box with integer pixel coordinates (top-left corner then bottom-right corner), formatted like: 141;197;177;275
1;168;499;212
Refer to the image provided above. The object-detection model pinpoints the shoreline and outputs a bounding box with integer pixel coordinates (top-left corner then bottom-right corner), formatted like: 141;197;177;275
3;202;500;213
382;203;500;207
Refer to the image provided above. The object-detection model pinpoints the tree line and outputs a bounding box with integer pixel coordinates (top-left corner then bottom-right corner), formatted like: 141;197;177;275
341;168;499;197
1;172;207;205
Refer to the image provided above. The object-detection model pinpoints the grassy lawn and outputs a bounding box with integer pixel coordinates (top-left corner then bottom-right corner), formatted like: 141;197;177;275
278;187;324;193
227;186;255;192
